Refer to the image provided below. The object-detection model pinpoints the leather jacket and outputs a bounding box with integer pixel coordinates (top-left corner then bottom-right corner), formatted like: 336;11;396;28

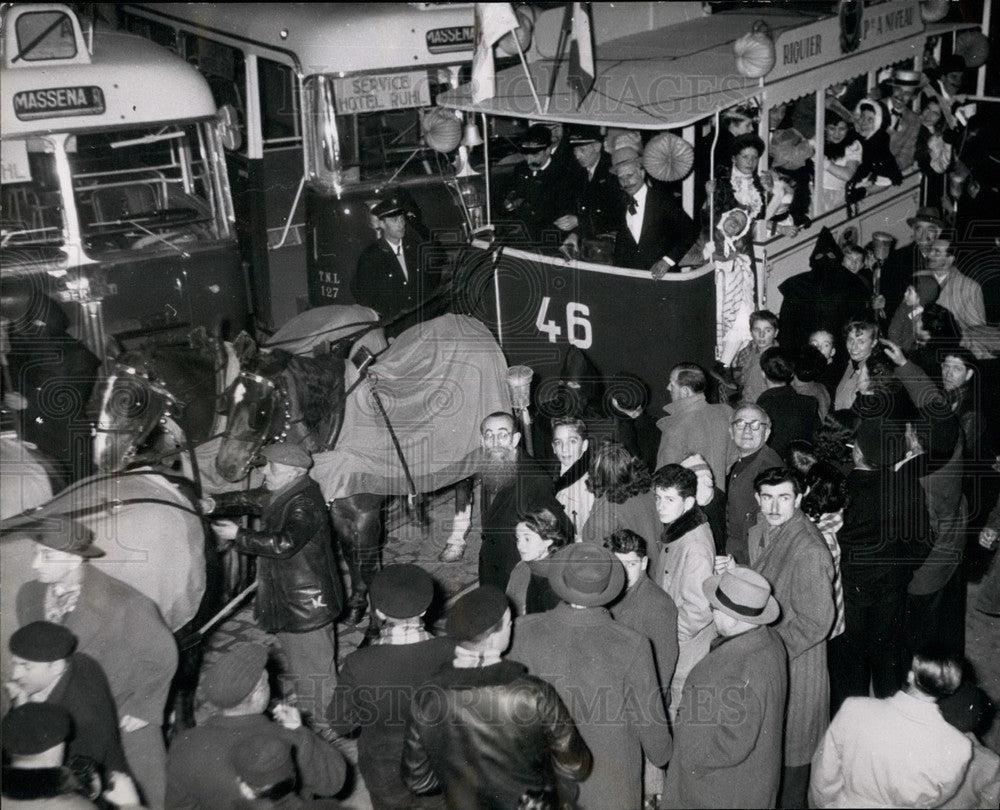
403;660;591;810
210;476;344;633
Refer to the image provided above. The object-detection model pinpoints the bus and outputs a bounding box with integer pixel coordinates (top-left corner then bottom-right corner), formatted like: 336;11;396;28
117;3;711;330
437;0;992;412
1;3;247;358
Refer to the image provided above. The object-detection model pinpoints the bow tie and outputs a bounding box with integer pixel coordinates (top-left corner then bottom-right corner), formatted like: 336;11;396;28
627;196;638;215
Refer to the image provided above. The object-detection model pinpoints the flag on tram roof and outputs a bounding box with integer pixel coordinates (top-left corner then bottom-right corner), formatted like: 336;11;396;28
566;2;595;104
471;2;519;104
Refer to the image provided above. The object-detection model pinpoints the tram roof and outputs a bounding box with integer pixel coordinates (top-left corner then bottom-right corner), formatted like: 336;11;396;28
125;3;480;74
437;4;979;130
2;28;216;138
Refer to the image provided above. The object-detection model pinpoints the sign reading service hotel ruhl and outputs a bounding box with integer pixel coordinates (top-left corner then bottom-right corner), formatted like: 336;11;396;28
13;86;106;121
769;0;921;82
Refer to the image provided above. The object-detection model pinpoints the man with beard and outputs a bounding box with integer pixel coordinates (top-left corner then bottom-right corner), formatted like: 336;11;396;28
472;411;569;591
778;227;871;360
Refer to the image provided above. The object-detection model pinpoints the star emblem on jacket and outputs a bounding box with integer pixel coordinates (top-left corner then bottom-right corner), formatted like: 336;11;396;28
307;594;327;609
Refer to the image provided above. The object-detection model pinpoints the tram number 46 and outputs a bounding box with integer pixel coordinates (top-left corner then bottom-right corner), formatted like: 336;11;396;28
535;297;592;349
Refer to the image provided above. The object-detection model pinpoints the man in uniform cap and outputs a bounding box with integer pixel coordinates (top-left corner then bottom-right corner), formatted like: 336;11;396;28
5;621;129;781
166;642;346;808
610;144;698;277
508;544;672;810
327;564;454;809
204;442;344;735
16;527;177;809
351;190;441;339
404;586;591;809
554;125;626;260
502;123;581;247
662;567;788;809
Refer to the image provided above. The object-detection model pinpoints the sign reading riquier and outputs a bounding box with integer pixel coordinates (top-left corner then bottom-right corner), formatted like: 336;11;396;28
13;86;105;120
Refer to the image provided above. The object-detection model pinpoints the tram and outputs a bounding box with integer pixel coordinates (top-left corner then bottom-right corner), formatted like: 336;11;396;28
437;0;991;412
0;3;246;357
118;3;710;329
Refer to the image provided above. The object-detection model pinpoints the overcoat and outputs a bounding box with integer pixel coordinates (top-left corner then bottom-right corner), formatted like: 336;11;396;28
655;393;734;488
748;510;835;767
509;603;671;810
661;626;788;809
608;574;680;697
351;235;440;337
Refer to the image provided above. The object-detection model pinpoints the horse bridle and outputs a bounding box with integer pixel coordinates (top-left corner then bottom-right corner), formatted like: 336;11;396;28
91;365;179;465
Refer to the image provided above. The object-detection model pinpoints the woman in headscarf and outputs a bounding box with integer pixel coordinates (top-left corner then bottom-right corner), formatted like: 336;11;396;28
845;99;903;214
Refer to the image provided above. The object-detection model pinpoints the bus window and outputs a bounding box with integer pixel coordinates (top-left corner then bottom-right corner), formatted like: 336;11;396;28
70;123;226;256
259;57;299;147
14;8;78;61
181;33;248;154
121;13;177;52
1;141;65;249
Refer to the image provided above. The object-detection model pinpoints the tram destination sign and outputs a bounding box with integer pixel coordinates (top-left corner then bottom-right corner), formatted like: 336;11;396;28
13;85;105;121
426;25;474;54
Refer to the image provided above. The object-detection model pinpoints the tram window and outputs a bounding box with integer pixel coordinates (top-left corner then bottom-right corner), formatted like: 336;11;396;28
0;144;64;249
259;58;299;148
14;10;77;61
181;34;248;154
120;13;177;53
69;124;221;255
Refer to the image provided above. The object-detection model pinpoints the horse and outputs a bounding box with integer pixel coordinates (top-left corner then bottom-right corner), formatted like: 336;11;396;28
215;309;511;623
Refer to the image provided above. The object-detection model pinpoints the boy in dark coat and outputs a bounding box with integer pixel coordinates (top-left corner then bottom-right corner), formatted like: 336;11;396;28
326;565;453;810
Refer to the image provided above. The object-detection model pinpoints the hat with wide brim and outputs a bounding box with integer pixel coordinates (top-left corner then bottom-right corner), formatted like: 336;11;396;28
702;568;780;625
906;206;945;228
1;513;104;558
548;544;625;607
890;69;923;88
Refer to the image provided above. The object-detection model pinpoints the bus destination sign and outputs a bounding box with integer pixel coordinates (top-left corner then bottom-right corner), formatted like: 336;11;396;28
333;72;430;114
426;26;474;54
13;86;105;121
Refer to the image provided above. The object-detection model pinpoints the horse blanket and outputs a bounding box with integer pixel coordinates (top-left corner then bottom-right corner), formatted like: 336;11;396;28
264;304;388;358
311;314;510;501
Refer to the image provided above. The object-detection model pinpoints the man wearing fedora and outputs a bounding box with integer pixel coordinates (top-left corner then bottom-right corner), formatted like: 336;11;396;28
879;206;943;317
326;564;454;810
502;123;580;248
16;528;177;809
205;441;344;735
747;467;835;809
611;145;698;278
5;621;129;782
403;586;592;810
555;125;625;260
352;191;441;339
661;567;787;809
166;642;347;808
509;544;671;810
884;68;923;172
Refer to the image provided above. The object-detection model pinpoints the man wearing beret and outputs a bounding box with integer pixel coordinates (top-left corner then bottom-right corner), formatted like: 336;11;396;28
16;529;177;809
351;192;442;339
662;567;787;809
403;586;591;809
327;564;454;809
166;642;346;808
204;442;344;734
5;621;129;782
508;544;672;810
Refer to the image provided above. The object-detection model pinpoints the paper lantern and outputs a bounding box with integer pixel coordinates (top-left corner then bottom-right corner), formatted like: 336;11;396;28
734;21;775;79
498;6;534;56
604;128;642;154
422;108;461;153
956;30;990;69
643;132;695;182
920;0;951;23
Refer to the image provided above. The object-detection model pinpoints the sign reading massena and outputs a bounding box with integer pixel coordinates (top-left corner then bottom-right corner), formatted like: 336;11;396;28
13;85;106;120
332;71;430;114
769;0;921;81
426;25;474;54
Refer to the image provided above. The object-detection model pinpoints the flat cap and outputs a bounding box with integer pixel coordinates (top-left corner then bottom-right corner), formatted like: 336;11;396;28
446;586;508;642
231;735;295;790
1;703;72;756
9;622;76;662
370;564;434;619
259;442;312;469
201;642;269;709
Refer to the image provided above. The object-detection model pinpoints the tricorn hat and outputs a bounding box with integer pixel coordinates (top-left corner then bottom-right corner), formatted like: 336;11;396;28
702;567;780;625
548;544;624;607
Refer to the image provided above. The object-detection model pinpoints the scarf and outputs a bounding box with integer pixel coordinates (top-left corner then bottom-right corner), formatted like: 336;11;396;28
554;449;590;492
660;505;707;546
453;645;501;669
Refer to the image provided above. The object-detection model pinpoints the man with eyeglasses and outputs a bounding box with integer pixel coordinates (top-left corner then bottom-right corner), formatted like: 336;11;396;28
725;403;782;566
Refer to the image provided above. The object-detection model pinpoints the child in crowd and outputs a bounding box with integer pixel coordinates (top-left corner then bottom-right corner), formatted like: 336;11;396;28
732;309;780;403
808;328;843;399
506;506;570;616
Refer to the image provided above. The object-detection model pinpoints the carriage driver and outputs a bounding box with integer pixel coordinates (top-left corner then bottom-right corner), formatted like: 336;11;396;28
204;441;344;738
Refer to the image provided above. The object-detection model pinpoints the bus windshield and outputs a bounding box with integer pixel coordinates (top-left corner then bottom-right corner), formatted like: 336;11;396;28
71;121;225;255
